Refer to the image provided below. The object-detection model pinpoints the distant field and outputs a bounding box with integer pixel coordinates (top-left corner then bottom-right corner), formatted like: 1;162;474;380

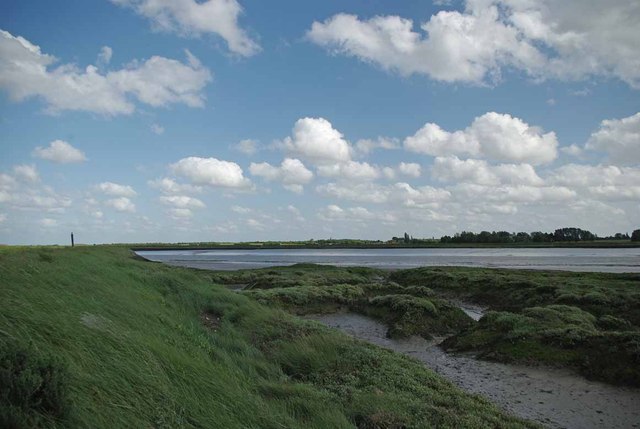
0;246;536;428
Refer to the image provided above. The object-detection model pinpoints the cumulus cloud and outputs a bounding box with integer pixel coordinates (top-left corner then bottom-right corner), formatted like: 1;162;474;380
96;182;137;198
355;137;400;154
249;158;313;193
110;0;260;56
13;164;39;183
432;156;543;186
39;218;57;228
97;46;113;66
585;112;640;164
405;112;558;165
0;30;212;115
317;182;450;206
548;164;640;201
150;123;165;135
560;144;585;159
316;161;380;182
105;197;136;212
171;156;251;188
32;140;87;163
231;205;252;214
453;183;576;204
281;117;352;164
148;177;202;194
398;162;421;178
318;204;396;223
233;139;259;155
159;195;205;209
307;1;640;87
168;208;193;219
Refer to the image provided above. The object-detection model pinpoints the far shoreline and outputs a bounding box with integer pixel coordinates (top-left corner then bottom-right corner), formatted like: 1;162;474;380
130;241;640;251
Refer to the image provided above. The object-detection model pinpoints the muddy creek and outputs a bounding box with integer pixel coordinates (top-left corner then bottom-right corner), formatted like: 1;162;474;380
305;311;640;429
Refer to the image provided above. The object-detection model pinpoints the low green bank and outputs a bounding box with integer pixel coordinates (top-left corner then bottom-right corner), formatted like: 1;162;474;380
213;266;473;339
390;267;640;386
0;246;535;428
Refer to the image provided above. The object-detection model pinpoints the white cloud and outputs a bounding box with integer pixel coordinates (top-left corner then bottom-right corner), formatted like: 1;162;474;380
249;158;313;193
405;112;558;165
0;173;16;191
13;164;39;183
382;167;396;180
317;182;391;204
231;205;251;214
453;183;576;204
549;164;640;187
110;0;260;57
106;197;136;213
96;182;137;198
586;112;640;164
151;123;165;135
0;213;6;223
246;218;265;230
548;163;640;201
398;162;421;178
168;208;192;219
281;117;352;164
286;205;305;222
316;160;380;182
394;182;451;207
0;30;212;115
355;137;400;154
159;195;205;209
32;140;87;163
0;170;72;212
318;204;397;223
97;46;113;65
148;177;202;194
317;182;450;206
432;156;543;186
560;144;585;158
39;218;57;228
307;9;543;84
233;138;259;155
307;1;640;87
171;156;251;189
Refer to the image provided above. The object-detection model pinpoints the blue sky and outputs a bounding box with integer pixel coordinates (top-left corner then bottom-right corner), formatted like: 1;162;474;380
1;0;639;244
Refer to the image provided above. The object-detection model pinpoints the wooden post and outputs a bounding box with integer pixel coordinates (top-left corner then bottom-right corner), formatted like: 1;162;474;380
71;232;74;247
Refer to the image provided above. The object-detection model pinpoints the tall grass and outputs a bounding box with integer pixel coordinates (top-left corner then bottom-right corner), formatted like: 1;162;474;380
0;246;535;428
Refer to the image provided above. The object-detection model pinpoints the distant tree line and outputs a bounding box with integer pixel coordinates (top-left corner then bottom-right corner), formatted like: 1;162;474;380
435;227;640;244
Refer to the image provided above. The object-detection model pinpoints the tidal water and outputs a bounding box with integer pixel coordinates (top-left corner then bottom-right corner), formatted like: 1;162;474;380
136;247;640;273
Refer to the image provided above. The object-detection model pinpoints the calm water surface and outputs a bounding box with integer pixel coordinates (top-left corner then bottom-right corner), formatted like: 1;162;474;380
136;248;640;273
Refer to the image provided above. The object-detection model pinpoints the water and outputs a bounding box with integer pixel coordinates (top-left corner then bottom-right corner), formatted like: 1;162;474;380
306;312;640;429
136;247;640;273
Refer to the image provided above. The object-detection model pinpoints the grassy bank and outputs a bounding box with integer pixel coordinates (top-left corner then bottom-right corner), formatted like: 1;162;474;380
213;265;473;339
390;268;640;386
0;246;535;428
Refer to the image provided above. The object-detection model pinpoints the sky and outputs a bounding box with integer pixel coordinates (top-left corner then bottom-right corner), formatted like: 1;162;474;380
0;0;639;245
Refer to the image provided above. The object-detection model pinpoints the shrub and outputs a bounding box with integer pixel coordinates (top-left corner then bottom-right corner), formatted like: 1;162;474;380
0;339;70;427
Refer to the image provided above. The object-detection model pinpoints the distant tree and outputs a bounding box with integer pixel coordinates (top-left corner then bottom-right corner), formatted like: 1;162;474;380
553;227;596;242
403;232;410;243
632;229;640;242
514;232;531;242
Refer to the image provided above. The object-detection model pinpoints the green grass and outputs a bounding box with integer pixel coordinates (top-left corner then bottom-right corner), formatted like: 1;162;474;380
0;246;536;428
227;266;473;339
390;267;640;385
